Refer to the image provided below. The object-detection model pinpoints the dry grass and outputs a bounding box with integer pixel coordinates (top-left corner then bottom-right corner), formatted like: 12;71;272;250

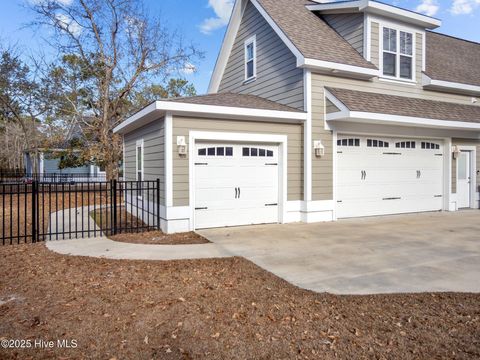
0;244;479;359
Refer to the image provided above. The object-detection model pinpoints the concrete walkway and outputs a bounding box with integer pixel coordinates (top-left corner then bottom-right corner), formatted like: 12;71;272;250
46;236;231;260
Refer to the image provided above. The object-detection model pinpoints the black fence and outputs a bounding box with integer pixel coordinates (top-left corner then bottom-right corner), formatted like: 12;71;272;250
0;180;160;245
0;171;107;184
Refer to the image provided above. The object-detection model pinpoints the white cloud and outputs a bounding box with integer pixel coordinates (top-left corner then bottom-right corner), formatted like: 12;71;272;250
200;0;234;35
450;0;480;14
55;13;82;36
181;62;196;75
415;0;439;16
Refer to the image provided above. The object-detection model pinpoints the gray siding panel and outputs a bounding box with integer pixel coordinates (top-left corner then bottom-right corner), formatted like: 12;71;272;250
323;13;364;55
124;118;165;205
218;1;304;110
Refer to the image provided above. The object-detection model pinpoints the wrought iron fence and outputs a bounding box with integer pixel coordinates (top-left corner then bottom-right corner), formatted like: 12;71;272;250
0;179;160;245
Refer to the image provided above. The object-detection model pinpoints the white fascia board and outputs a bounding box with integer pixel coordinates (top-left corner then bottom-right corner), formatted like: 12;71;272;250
327;109;480;131
422;74;480;96
249;0;304;62
208;0;247;93
113;101;158;134
114;101;307;134
300;58;379;79
154;101;306;120
307;0;441;29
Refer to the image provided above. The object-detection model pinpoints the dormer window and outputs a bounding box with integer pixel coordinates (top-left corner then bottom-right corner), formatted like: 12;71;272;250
244;36;256;82
382;27;413;80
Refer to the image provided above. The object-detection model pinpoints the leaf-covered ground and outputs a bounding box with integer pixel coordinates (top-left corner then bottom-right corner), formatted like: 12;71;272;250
0;243;479;359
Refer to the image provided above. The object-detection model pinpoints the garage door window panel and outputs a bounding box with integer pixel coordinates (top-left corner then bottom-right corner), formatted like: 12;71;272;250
337;138;360;147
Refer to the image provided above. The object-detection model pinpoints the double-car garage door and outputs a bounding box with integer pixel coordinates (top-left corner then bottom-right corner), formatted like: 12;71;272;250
337;135;444;218
194;143;279;229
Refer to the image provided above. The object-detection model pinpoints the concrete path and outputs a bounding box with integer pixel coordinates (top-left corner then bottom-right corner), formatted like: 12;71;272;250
198;211;480;295
46;236;231;260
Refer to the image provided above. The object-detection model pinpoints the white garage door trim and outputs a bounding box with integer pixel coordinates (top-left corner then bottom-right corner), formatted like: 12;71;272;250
188;131;288;230
334;133;449;218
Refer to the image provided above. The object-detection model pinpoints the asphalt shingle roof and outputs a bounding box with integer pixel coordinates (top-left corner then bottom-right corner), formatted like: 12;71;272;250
425;31;480;87
256;0;377;69
166;92;304;112
327;87;480;123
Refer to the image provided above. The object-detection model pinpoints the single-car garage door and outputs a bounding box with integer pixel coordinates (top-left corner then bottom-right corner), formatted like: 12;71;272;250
337;136;444;218
194;142;279;229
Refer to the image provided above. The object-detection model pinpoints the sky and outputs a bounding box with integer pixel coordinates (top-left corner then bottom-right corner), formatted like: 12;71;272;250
0;0;478;95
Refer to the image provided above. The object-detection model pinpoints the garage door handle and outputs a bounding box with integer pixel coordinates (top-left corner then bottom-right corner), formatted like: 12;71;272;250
235;187;238;199
238;187;241;198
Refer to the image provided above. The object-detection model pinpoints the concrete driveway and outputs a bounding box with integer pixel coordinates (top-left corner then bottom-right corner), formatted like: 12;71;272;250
198;211;480;295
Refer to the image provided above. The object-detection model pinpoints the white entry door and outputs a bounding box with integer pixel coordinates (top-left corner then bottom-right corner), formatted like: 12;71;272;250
457;151;471;208
194;143;279;229
337;136;444;218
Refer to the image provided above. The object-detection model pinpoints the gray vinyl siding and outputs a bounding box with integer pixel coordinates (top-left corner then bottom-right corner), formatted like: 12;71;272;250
218;1;304;110
172;116;303;206
323;13;364;55
124;118;165;205
371;22;380;67
451;139;480;194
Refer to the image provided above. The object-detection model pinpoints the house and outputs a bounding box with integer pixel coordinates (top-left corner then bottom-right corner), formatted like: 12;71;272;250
24;149;106;182
114;0;480;233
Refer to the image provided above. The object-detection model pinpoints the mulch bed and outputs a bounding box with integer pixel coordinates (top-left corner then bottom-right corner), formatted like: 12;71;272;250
0;244;479;359
108;230;211;245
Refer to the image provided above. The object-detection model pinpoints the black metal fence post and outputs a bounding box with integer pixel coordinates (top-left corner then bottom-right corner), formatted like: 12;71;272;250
156;178;161;230
31;181;37;243
112;179;118;235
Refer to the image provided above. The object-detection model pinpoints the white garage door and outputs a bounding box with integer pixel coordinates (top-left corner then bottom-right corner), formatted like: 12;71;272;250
194;143;279;229
337;136;444;218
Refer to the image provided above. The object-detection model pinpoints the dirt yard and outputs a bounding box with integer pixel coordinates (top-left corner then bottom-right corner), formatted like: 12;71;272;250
0;244;479;359
109;230;210;245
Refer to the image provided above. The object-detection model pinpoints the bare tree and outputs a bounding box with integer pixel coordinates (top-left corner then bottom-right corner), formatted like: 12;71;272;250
30;0;201;179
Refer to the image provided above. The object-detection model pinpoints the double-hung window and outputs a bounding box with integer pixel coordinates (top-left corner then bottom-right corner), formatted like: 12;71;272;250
244;36;256;82
382;27;413;80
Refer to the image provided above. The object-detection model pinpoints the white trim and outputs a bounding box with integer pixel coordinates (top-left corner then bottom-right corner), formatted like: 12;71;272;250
113;101;306;134
443;137;452;211
455;145;477;209
364;14;371;61
300;58;378;78
422;30;426;72
306;1;441;29
244;35;257;82
422;74;480;96
165;113;173;208
208;0;248;93
249;0;304;62
188;131;288;231
379;24;416;82
332;130;338;220
304;69;312;201
327;110;480;131
135;139;144;181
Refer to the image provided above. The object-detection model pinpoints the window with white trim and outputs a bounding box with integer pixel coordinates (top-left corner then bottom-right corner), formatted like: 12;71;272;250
382;27;413;80
136;139;144;181
244;36;256;81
